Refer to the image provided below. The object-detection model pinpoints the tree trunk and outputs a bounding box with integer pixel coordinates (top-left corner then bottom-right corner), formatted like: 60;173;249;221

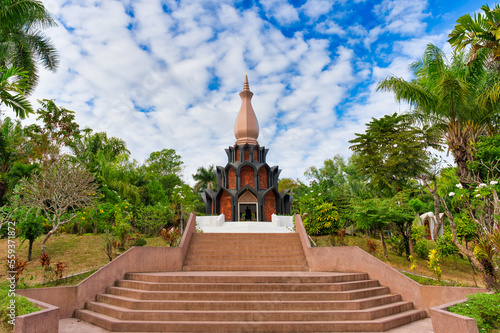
28;239;33;261
41;228;56;254
380;230;388;259
441;199;485;273
403;235;411;260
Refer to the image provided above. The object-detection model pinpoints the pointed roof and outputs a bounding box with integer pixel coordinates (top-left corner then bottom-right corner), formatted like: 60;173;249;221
234;75;259;145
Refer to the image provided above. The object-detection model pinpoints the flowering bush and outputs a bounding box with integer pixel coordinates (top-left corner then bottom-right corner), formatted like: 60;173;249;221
445;179;500;289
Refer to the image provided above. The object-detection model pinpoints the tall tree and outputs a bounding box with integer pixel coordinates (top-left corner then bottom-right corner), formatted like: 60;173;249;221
24;99;80;165
144;149;183;178
377;44;499;185
448;4;500;65
17;157;98;253
349;113;441;195
192;165;216;193
0;67;33;118
0;0;59;93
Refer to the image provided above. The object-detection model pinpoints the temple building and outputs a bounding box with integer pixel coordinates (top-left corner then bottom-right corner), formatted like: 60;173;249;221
202;76;292;221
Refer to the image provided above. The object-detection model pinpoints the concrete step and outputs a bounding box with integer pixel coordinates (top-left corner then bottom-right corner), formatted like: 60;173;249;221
96;293;403;311
124;272;370;283
183;259;309;266
183;254;307;260
182;264;309;271
85;300;415;321
115;279;380;292
75;308;426;332
106;285;391;301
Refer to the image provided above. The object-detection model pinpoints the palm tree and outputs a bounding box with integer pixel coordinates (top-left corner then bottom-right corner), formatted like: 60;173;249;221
0;0;59;93
0;67;33;118
72;131;130;174
193;165;216;193
448;4;500;65
377;44;500;185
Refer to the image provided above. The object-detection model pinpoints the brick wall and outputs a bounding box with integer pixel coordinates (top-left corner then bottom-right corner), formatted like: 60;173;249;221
264;191;276;222
220;191;232;221
253;148;258;162
259;167;267;189
228;167;236;189
235;147;240;161
240;165;254;188
244;147;250;161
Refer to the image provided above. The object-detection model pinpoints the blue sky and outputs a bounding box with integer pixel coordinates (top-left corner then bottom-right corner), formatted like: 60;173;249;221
18;0;489;184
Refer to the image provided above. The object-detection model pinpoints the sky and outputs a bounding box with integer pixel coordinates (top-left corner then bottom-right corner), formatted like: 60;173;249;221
9;0;490;185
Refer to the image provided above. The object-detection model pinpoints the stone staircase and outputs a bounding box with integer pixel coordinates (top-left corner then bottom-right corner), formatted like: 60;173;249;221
183;233;309;271
75;233;426;332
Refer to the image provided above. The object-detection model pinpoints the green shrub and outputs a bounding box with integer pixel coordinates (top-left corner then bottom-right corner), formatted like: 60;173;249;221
387;235;405;256
436;226;460;260
448;293;500;332
303;202;340;236
133;238;147;246
414;240;429;259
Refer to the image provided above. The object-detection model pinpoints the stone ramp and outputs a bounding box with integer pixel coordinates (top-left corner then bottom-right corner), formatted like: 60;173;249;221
75;271;426;332
182;233;309;271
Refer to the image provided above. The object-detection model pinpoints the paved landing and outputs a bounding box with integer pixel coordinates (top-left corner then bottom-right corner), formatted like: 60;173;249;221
59;317;434;333
198;221;293;233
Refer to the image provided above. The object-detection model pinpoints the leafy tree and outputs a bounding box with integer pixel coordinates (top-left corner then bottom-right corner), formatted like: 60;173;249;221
192;165;216;193
72;131;129;174
278;178;301;193
302;201;340;236
24;100;81;164
0;0;59;93
15;206;43;261
144;149;183;178
468;133;500;182
0;117;30;203
99;155;141;205
377;44;499;185
16;157;98;253
0;67;33;118
448;4;500;65
387;192;418;259
349;113;441;195
134;204;174;236
353;197;390;258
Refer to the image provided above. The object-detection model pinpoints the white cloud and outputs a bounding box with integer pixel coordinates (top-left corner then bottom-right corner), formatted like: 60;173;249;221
373;0;429;35
12;0;464;187
315;20;345;36
301;0;334;19
260;0;300;26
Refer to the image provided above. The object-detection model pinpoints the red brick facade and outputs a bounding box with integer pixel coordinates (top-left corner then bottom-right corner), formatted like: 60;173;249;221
253;149;258;162
259;167;267;189
220;191;232;221
235;147;240;161
240;166;254;188
264;191;276;222
228;167;236;189
244;147;250;161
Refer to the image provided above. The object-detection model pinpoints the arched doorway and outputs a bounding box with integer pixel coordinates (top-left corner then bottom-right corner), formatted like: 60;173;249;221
238;190;258;222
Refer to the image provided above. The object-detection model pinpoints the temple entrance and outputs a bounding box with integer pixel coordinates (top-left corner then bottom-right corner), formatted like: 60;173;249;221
238;203;257;221
238;190;258;221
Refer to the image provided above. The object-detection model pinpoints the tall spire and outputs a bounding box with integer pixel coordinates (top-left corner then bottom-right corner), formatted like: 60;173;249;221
234;75;259;145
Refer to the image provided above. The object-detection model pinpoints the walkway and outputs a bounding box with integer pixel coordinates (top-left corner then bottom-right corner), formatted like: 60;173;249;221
59;317;434;333
197;221;293;233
